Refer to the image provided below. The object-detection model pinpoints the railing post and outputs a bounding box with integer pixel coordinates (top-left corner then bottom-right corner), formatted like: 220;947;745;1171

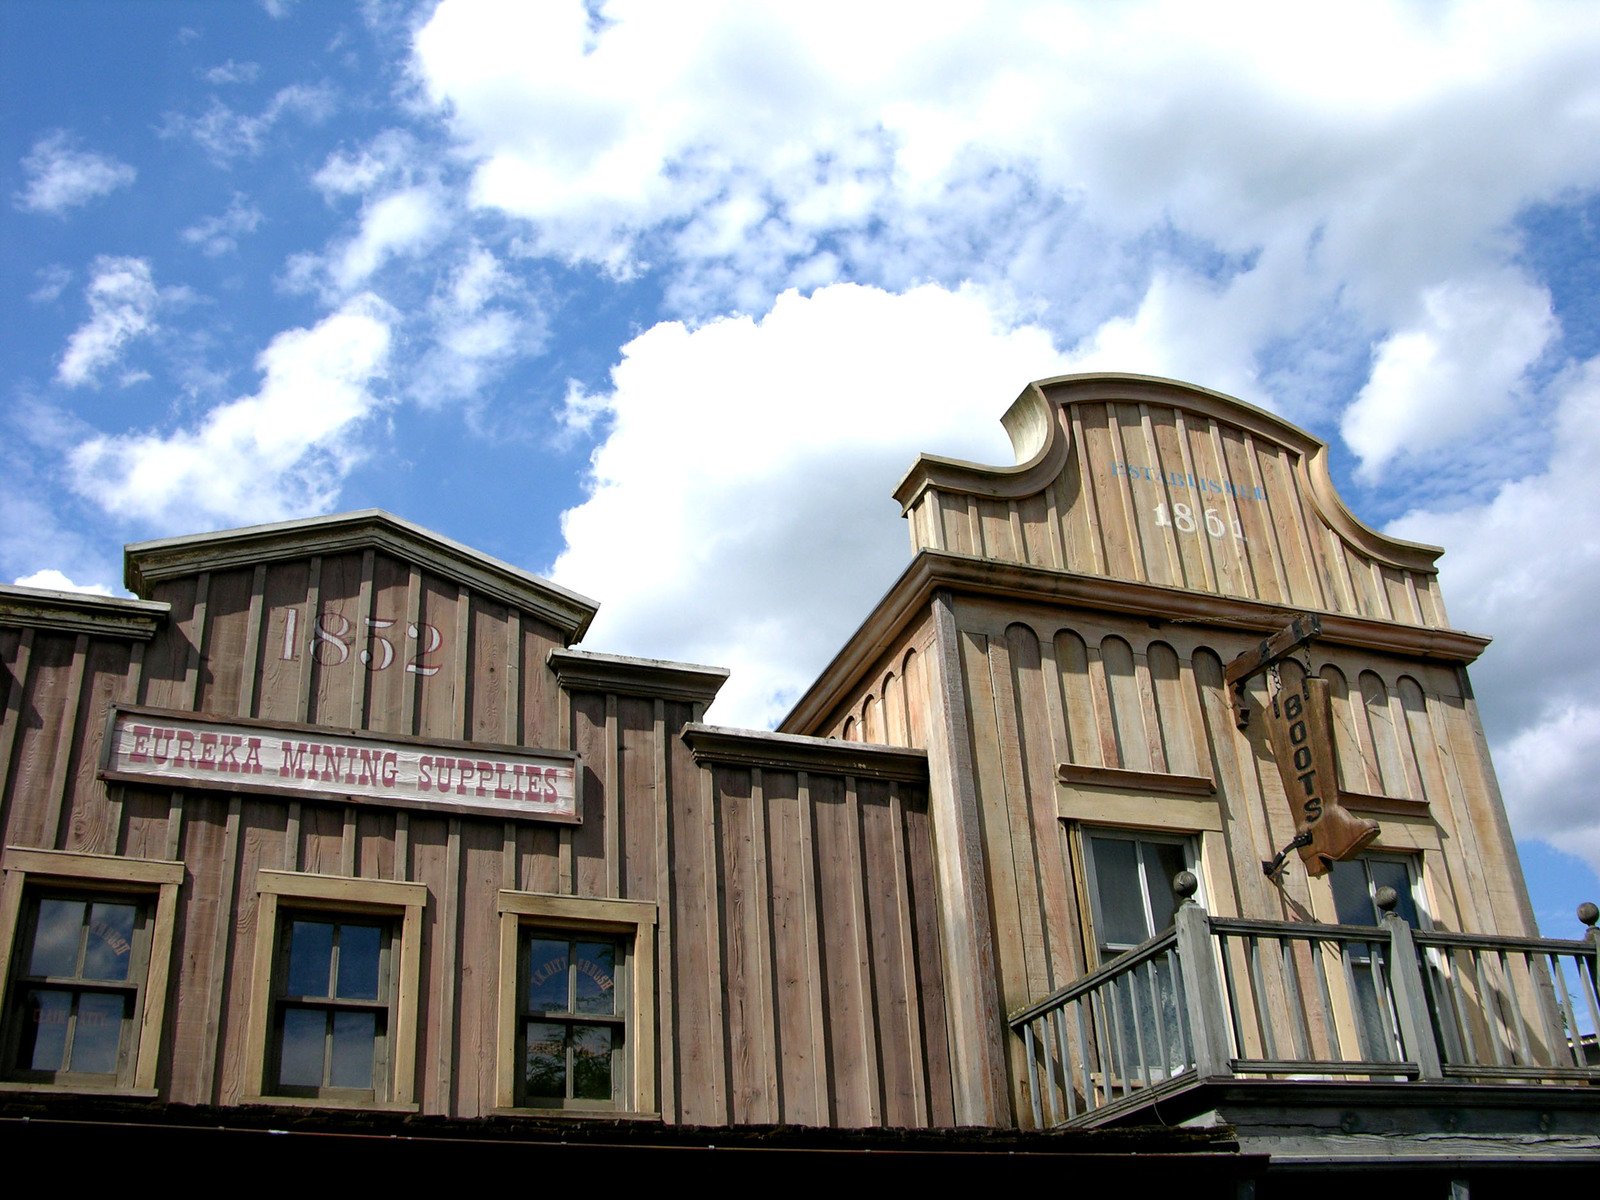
1379;887;1444;1079
1173;871;1232;1079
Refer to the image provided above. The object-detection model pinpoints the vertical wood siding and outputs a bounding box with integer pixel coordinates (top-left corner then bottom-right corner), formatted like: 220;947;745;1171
1;544;952;1129
904;397;1447;629
945;598;1530;1128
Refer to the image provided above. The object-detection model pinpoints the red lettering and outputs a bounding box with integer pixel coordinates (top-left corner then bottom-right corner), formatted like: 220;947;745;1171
280;741;311;778
129;724;152;762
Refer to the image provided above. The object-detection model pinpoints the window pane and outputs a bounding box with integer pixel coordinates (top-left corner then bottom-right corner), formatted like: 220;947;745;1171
574;942;616;1015
1370;860;1419;926
18;988;71;1071
28;899;84;978
336;924;382;1001
329;1010;377;1089
524;1020;566;1098
279;1007;327;1087
526;938;569;1012
1329;860;1377;926
1090;837;1147;948
1144;842;1187;934
571;1024;613;1100
70;992;126;1074
285;920;334;998
82;902;138;982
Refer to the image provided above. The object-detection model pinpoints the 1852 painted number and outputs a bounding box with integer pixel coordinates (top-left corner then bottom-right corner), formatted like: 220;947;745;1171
1154;502;1245;542
278;608;443;676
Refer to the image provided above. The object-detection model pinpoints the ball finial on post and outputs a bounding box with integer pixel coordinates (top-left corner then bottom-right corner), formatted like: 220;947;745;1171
1579;901;1598;928
1174;870;1199;902
1375;885;1399;915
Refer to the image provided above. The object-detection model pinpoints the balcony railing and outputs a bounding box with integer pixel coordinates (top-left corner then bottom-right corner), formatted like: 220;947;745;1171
1009;875;1600;1128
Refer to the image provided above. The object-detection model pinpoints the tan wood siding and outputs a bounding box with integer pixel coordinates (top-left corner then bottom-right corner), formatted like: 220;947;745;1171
902;390;1448;631
944;595;1530;1126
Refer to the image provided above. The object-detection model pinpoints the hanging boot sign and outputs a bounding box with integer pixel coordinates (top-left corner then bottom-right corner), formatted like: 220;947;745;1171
1265;671;1380;876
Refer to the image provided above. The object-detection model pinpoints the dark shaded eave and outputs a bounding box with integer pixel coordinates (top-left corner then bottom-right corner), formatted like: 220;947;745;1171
0;1093;1261;1185
780;549;1492;737
683;723;928;783
0;583;169;641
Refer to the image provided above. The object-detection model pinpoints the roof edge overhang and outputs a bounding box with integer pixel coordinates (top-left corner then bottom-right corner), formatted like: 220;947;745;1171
548;648;729;705
0;583;168;641
891;373;1444;575
683;723;929;783
125;510;599;644
779;549;1492;736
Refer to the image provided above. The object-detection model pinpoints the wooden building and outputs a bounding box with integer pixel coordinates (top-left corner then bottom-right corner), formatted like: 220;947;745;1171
1;374;1594;1188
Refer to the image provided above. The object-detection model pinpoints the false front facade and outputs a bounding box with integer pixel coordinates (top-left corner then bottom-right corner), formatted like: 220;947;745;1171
0;374;1594;1187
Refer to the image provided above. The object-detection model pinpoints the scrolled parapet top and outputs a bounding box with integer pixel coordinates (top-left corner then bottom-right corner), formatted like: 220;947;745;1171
892;373;1462;632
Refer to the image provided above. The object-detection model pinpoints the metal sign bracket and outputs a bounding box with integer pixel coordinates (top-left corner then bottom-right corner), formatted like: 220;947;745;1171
1223;613;1322;729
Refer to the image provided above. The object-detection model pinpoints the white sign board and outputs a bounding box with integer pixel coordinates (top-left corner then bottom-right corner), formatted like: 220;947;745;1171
101;706;580;824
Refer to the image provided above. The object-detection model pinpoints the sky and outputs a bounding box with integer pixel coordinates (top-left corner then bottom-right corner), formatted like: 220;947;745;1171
3;0;1599;934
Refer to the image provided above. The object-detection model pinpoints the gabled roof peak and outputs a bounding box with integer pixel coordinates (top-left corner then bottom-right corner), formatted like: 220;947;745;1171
124;509;598;643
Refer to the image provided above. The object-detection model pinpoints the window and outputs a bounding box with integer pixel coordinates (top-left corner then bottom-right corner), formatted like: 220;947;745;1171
0;849;182;1094
496;892;656;1114
1328;853;1425;1063
1329;854;1422;928
3;891;151;1085
243;871;425;1109
1080;830;1196;1078
519;931;623;1105
1082;830;1193;964
270;914;393;1099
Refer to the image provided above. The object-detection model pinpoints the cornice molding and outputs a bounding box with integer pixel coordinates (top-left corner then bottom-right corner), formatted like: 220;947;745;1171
780;549;1491;736
548;648;729;705
682;723;929;783
0;584;168;641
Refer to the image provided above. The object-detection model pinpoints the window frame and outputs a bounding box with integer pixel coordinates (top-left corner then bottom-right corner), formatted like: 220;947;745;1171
1328;852;1429;930
243;870;425;1110
495;891;657;1116
0;847;183;1096
1079;827;1199;967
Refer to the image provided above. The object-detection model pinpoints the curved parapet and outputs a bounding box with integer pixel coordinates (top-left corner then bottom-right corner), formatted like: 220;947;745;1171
893;373;1450;629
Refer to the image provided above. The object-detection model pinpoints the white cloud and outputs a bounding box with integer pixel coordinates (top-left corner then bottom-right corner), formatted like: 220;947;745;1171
333;186;448;290
1388;356;1600;877
68;294;394;528
312;130;419;198
29;265;72;304
12;569;114;597
14;132;135;215
409;246;541;409
181;192;265;256
1342;273;1557;479
1497;707;1600;873
166;83;336;162
412;1;1600;325
56;257;160;388
550;282;1063;728
202;59;261;85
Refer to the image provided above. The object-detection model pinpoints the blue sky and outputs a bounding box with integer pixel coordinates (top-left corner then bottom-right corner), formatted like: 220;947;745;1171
4;0;1599;934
